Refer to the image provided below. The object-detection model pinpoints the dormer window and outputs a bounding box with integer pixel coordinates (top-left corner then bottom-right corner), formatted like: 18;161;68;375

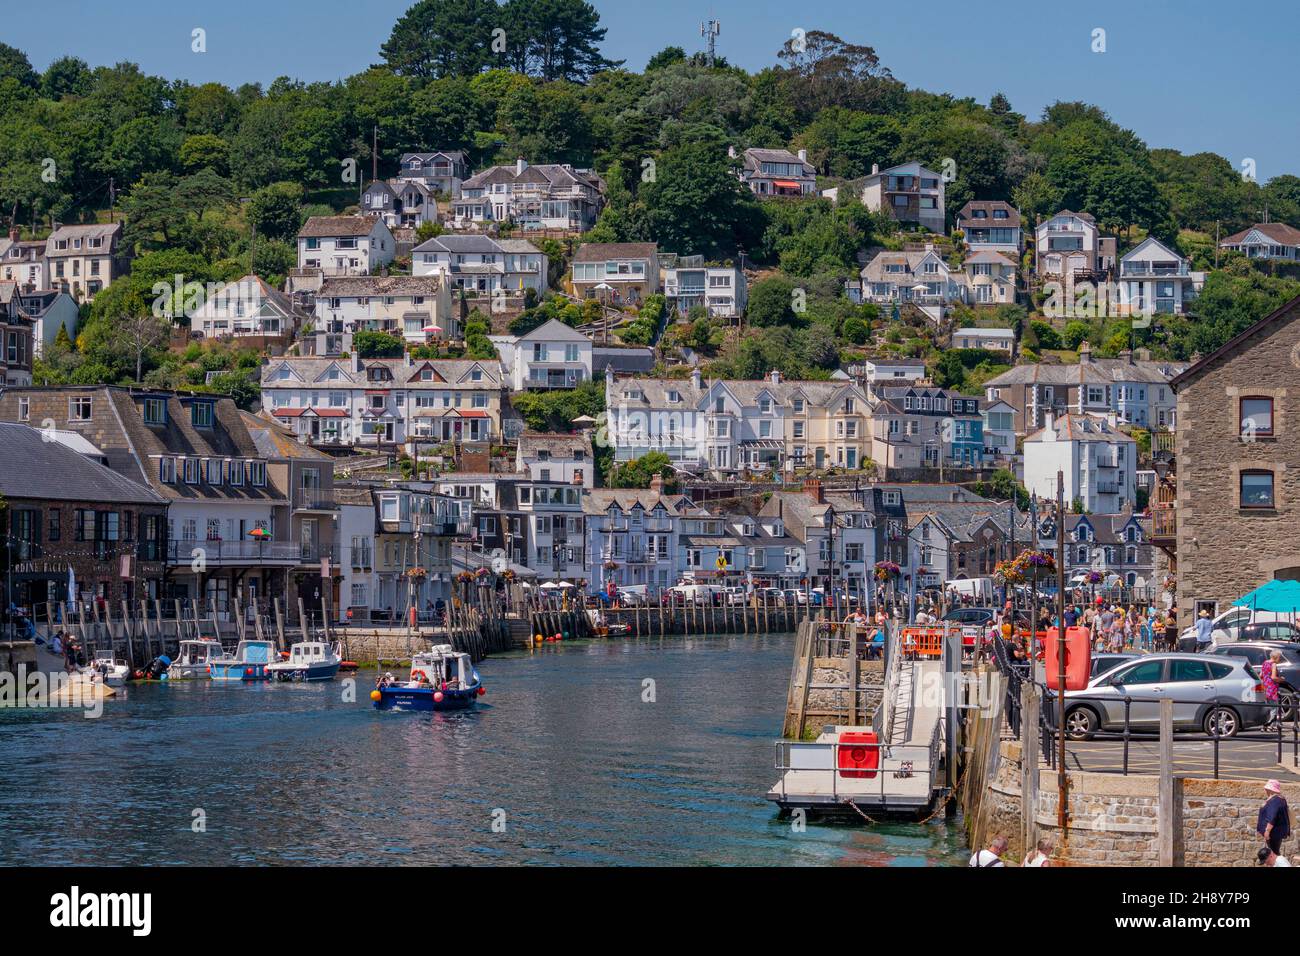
667;391;680;403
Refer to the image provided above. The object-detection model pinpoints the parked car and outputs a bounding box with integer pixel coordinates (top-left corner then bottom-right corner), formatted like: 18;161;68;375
1237;622;1300;643
1059;653;1269;740
1189;605;1296;647
1090;652;1139;680
723;586;747;607
756;587;785;606
616;584;648;606
1210;641;1300;720
782;588;810;606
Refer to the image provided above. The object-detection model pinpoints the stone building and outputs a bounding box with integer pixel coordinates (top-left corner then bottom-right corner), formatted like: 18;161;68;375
1170;293;1300;626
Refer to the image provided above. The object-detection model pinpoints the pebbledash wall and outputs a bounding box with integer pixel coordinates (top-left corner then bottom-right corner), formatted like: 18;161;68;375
980;741;1300;866
1172;297;1300;629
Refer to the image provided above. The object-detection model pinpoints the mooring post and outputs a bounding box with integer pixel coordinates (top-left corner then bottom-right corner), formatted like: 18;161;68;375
1158;697;1175;866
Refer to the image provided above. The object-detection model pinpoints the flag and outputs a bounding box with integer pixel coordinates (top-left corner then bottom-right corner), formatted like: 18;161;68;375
67;565;76;609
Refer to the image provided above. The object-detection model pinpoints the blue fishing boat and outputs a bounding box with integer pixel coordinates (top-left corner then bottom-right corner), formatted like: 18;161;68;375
371;645;484;712
209;639;277;682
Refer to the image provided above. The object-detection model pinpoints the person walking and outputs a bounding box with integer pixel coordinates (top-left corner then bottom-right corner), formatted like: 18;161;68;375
969;835;1007;867
1257;779;1291;856
1163;611;1179;653
1262;649;1284;724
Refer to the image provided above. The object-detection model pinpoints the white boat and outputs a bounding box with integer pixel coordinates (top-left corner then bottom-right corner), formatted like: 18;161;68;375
170;638;225;679
91;650;129;686
268;641;341;682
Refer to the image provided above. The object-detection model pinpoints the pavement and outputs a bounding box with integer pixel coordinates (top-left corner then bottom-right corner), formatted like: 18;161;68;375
1059;730;1300;781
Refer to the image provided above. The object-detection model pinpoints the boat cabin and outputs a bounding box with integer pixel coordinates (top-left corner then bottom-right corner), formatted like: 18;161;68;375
175;638;223;666
287;642;333;665
409;645;472;687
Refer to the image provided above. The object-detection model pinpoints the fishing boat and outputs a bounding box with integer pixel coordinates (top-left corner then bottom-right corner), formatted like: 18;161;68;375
268;641;341;682
209;639;277;682
170;638;225;679
91;650;130;686
371;644;484;712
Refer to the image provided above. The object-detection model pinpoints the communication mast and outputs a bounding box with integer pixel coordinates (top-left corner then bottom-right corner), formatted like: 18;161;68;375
701;19;720;67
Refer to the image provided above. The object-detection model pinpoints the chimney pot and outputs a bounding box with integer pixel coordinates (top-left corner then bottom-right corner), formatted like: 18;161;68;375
515;158;527;176
649;472;664;494
769;369;781;384
802;478;823;503
871;164;880;175
797;148;807;163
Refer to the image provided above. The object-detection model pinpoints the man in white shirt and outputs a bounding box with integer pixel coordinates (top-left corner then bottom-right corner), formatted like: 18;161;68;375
969;835;1007;867
1258;846;1292;867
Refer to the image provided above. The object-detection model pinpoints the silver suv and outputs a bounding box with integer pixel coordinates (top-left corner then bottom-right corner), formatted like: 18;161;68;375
1061;653;1270;739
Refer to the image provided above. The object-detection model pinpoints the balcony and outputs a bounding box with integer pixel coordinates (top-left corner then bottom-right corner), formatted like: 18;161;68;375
1151;508;1176;541
1120;263;1189;277
167;540;302;566
294;490;338;512
298;544;337;564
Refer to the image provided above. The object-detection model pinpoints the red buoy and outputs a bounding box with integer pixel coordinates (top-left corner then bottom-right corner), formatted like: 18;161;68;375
477;686;485;696
433;691;444;703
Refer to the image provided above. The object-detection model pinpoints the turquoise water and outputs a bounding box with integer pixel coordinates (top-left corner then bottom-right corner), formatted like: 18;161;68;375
0;634;968;866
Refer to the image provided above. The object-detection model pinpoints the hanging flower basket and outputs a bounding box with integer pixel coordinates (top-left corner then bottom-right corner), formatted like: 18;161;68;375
1084;569;1104;585
407;566;428;579
873;560;901;582
501;569;516;583
603;560;619;571
474;566;490;580
454;570;474;584
1162;575;1176;594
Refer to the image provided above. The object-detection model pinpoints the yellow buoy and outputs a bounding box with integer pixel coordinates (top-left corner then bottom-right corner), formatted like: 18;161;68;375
370;689;382;701
534;634;544;643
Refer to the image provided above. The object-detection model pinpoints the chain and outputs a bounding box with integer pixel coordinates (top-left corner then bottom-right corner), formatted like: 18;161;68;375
843;763;966;828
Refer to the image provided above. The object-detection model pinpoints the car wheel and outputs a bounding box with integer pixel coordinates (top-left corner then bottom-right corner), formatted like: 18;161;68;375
1064;706;1096;740
1280;691;1297;724
1204;706;1240;739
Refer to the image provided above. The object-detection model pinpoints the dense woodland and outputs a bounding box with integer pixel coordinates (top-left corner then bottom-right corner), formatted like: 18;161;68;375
1;0;1298;397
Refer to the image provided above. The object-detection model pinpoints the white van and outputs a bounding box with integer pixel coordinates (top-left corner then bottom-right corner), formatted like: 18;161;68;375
668;583;724;604
1192;606;1292;647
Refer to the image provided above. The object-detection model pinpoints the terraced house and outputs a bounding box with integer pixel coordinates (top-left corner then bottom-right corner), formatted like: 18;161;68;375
869;385;985;476
306;274;456;353
604;367;872;476
260;354;503;449
45;222;125;302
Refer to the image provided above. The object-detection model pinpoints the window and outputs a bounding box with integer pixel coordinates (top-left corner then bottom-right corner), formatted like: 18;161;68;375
1241;470;1275;509
17;397;28;421
48;509;60;542
159;457;176;483
183;458;199;484
1115;659;1164;685
1240;397;1274;437
191;402;215;428
69;397;92;421
229;461;244;486
206;458;222;484
248;461;267;487
143;398;166;425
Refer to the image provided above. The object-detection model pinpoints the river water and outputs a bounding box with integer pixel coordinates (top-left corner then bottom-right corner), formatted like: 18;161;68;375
0;634;968;866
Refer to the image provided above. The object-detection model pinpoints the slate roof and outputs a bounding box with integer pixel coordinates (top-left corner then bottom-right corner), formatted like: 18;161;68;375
45;222;121;257
1025;413;1136;443
239;411;333;461
573;242;658;262
0;422;165;504
517;430;593;461
1220;222;1300;247
956;201;1021;228
317;275;445;297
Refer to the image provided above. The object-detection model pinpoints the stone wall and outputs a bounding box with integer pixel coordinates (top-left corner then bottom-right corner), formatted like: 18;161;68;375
979;740;1300;866
1174;301;1300;627
805;657;884;722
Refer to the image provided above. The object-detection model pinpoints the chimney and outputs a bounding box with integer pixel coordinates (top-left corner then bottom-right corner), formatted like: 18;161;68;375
605;364;614;386
691;367;702;390
769;369;781;385
871;163;880;176
727;145;737;159
352;352;362;374
797;148;807;163
7;227;17;243
515;158;527;175
1078;340;1092;363
803;478;824;503
649;472;664;494
405;351;414;368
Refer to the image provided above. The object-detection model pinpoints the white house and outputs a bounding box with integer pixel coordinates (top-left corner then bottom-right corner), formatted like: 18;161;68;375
855;246;965;319
1116;236;1202;316
490;318;592;391
191;274;302;341
1218;221;1300;262
14;289;78;357
413;234;548;296
517;431;594;488
952;327;1015;354
662;261;747;318
1035;210;1115;280
960;250;1017;305
310;275;455;349
297;216;395;276
0;231;47;290
360;180;438;230
1023;413;1136;514
452;159;604;232
981;398;1017;463
396;151;470;198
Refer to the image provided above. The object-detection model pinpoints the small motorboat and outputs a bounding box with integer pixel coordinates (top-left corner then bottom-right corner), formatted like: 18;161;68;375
268;641;341;682
371;645;484;712
170;638;224;679
209;639;277;682
91;650;130;686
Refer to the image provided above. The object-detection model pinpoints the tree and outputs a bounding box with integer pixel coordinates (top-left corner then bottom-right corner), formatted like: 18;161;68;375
380;0;499;78
119;313;171;383
640;138;765;260
505;0;620;81
608;451;678;491
775;30;898;117
0;43;38;90
645;46;686;71
353;330;406;358
746;276;798;327
245;182;305;243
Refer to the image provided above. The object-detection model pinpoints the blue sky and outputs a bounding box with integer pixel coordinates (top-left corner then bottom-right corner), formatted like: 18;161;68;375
7;0;1295;180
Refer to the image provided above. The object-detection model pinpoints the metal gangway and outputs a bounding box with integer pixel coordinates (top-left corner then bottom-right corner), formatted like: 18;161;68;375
767;621;959;816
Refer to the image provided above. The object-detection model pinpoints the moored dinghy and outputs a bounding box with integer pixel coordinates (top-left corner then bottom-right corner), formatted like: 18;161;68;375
371;644;484;711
